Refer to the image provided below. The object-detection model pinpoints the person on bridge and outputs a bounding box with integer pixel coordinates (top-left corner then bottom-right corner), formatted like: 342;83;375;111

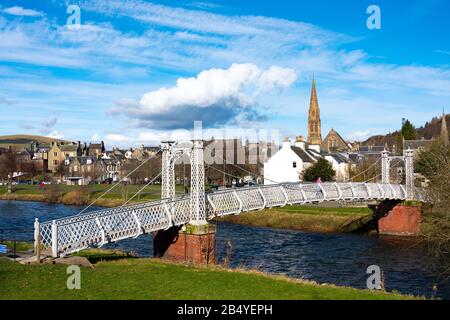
315;177;323;196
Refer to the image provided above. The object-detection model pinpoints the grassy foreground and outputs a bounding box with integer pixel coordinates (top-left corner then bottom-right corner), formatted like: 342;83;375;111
0;255;415;300
217;205;374;233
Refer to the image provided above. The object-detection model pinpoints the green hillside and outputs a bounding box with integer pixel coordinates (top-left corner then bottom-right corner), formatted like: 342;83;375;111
0;134;68;149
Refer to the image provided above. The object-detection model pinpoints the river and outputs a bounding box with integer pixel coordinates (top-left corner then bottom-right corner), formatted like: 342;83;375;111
0;200;448;299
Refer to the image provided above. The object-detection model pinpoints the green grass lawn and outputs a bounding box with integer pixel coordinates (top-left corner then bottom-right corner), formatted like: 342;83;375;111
217;205;375;233
0;256;416;300
0;184;185;204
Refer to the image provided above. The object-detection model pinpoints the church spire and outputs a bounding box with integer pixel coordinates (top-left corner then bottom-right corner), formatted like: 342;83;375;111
307;77;322;145
441;109;448;146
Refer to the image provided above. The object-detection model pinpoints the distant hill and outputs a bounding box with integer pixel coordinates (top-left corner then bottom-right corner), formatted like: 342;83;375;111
0;134;68;149
362;114;449;146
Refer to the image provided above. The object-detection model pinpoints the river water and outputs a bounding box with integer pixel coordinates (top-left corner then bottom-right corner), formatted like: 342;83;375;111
0;200;448;299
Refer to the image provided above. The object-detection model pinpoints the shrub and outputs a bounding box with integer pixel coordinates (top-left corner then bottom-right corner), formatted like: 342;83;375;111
42;185;62;203
301;158;336;182
62;187;89;206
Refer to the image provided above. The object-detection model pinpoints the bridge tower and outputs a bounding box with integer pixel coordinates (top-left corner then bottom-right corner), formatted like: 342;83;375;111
381;149;390;184
189;139;206;225
161;141;176;199
404;148;414;200
155;137;214;264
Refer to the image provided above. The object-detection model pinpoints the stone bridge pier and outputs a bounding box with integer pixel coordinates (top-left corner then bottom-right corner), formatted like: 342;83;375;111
377;148;421;236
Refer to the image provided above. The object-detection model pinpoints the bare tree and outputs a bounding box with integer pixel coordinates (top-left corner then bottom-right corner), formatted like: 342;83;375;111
415;141;450;278
0;148;18;194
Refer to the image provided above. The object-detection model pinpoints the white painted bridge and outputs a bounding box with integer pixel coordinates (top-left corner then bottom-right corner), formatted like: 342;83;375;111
35;140;426;258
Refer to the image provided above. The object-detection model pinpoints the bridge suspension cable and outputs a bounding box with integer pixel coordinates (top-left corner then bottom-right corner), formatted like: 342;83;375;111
76;148;162;216
347;156;381;182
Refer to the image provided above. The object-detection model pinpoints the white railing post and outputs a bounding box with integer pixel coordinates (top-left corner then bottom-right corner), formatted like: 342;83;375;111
334;182;342;200
233;190;243;213
279;185;289;206
51;220;58;258
299;184;307;204
257;187;266;210
131;210;142;238
95;217;106;248
34;218;40;260
377;182;385;198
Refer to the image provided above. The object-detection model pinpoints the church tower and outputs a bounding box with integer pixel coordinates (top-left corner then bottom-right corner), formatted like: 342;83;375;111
441;110;448;146
307;78;322;145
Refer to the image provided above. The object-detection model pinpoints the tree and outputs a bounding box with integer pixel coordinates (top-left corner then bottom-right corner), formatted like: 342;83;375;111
0;148;18;194
415;141;450;278
301;158;336;182
401;119;416;140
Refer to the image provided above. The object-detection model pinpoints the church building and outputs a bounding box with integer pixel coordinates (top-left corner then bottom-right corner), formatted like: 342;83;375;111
263;78;354;184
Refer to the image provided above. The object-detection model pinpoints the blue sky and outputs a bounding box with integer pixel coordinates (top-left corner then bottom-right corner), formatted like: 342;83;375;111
0;0;449;147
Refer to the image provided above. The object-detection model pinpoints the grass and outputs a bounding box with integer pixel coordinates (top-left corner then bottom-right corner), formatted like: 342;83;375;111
0;256;417;300
0;184;185;206
0;241;34;252
216;205;375;233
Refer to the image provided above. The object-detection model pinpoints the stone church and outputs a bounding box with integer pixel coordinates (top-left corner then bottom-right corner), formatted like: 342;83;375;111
263;78;354;184
307;78;350;153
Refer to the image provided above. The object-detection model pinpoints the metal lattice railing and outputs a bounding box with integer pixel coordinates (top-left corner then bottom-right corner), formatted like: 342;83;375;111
36;182;426;258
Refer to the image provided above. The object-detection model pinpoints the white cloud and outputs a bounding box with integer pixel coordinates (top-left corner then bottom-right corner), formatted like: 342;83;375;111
2;6;44;17
105;134;130;142
119;63;296;129
346;130;372;142
48;130;64;139
139;63;296;113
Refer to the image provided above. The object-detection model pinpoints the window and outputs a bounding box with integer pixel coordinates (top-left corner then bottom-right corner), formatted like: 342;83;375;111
53;160;58;165
292;161;297;168
54;152;58;157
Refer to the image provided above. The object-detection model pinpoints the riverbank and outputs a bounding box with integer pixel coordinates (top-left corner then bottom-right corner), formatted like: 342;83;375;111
0;250;418;300
216;205;375;233
0;185;377;234
0;184;181;207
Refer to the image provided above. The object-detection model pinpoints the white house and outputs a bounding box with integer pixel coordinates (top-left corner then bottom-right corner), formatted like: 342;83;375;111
263;137;355;184
323;153;355;181
263;137;318;185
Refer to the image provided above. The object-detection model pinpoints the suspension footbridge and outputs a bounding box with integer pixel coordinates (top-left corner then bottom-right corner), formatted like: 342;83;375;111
34;140;426;258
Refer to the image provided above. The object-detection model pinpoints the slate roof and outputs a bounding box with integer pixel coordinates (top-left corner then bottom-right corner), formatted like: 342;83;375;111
403;139;433;150
290;146;317;163
60;144;79;152
325;153;354;164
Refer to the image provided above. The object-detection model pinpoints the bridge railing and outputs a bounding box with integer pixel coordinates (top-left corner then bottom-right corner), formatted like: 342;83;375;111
37;182;425;257
38;196;193;257
206;182;414;218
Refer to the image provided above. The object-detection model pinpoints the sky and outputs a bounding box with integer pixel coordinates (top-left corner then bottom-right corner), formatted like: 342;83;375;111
0;0;449;148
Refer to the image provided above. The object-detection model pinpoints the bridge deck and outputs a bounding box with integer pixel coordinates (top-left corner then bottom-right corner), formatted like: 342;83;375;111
36;182;425;257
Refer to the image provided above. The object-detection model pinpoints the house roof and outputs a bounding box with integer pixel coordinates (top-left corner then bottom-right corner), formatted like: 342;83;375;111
67;156;97;165
326;153;354;164
60;144;79;152
290;146;317;163
403;139;434;150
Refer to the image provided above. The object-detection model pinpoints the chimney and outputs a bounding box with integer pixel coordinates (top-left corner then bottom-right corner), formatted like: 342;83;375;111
282;137;291;149
294;135;306;150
